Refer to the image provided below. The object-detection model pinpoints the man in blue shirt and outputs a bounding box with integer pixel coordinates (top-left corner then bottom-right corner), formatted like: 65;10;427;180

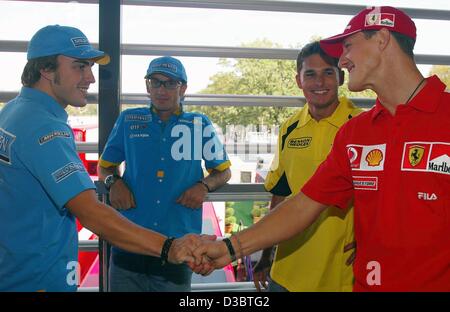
0;25;209;292
98;56;231;291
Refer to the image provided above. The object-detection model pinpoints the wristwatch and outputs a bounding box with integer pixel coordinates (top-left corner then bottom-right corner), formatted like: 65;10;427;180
104;174;121;190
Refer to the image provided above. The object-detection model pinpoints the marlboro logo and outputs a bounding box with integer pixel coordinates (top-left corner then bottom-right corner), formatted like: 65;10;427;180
402;142;450;175
365;13;395;27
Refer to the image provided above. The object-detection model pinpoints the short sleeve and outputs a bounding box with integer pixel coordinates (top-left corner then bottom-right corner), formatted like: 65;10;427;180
19;123;95;210
264;124;291;196
201;115;231;171
99;112;126;166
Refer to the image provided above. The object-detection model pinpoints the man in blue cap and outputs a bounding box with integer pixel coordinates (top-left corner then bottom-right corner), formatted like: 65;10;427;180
0;25;210;291
98;56;232;291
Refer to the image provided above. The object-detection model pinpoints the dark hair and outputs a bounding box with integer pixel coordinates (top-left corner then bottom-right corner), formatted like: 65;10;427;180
21;55;59;87
362;30;415;59
297;41;339;73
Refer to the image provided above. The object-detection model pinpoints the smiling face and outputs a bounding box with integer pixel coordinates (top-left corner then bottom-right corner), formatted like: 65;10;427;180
45;55;95;108
339;31;381;92
296;53;341;118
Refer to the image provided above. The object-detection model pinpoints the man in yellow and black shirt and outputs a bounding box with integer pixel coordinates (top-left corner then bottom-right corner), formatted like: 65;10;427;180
252;41;363;292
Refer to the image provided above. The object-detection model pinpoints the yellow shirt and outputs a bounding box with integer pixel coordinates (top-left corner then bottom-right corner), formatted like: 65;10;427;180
264;97;363;292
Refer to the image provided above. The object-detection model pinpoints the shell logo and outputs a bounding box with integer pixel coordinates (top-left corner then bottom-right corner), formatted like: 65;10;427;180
365;149;383;166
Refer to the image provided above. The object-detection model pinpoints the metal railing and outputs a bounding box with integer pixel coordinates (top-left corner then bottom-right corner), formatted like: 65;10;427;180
78;182;268;291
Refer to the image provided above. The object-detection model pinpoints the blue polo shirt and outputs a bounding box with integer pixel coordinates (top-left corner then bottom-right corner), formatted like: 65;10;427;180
0;87;95;291
99;106;230;245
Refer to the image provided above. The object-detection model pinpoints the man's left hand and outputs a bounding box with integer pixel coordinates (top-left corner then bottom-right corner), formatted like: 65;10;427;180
176;182;208;209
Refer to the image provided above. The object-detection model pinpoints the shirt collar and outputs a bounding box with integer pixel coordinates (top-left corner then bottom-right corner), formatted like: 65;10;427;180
19;87;68;122
371;75;446;121
297;96;356;128
150;103;183;120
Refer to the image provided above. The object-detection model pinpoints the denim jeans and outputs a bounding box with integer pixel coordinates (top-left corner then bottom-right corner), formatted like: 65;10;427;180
109;251;192;292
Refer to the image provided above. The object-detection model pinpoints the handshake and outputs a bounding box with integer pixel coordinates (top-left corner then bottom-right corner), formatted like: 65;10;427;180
165;234;242;275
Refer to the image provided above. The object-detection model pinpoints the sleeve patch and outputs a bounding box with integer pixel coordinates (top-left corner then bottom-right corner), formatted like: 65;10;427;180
52;162;86;183
39;130;71;145
0;127;16;165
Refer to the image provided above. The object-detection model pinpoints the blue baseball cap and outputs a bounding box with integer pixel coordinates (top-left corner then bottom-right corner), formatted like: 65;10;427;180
27;25;110;65
145;56;187;83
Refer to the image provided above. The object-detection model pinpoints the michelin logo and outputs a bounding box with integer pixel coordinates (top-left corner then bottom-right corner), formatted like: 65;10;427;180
52;162;86;183
0;128;16;165
39;130;71;145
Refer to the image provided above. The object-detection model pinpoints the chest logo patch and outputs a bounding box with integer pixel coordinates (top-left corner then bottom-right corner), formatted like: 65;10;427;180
288;137;311;149
353;176;378;191
408;145;425;167
347;143;386;171
402;142;450;175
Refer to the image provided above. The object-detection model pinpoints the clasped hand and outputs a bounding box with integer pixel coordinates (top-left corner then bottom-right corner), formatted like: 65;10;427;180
168;234;234;276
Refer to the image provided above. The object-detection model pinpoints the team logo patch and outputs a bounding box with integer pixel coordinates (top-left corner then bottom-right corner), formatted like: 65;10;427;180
353;176;378;191
71;37;89;47
52;162;86;183
152;62;178;73
0;128;16;165
125;114;151;122
365;13;395;27
347;144;386;171
408;145;425;167
288;137;311;149
402;142;450;175
39;130;71;145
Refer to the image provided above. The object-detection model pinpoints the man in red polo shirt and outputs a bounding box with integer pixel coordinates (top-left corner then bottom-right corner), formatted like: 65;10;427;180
193;6;450;291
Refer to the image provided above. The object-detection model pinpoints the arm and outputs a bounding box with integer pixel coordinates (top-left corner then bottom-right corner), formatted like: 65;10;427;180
194;192;327;269
98;164;136;210
67;189;206;264
177;168;231;209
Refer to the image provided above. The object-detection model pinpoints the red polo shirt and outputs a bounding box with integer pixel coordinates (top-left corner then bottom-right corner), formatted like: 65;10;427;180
302;75;450;291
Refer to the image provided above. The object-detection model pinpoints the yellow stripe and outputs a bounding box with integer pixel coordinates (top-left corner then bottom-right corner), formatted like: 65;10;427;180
98;158;121;168
211;160;231;172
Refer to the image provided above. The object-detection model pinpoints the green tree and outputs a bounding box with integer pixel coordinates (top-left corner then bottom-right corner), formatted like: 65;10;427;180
187;38;377;130
430;65;450;87
186;39;299;130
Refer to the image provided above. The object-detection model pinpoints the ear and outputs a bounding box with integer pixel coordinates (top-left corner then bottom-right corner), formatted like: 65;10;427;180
179;84;187;97
39;68;54;82
338;69;345;86
145;81;152;95
377;28;391;52
295;73;303;90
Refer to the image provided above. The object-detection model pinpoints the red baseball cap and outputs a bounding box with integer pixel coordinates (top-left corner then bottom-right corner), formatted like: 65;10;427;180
320;6;416;58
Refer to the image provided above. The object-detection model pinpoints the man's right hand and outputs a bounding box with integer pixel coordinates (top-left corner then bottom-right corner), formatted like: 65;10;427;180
252;254;272;292
109;179;136;210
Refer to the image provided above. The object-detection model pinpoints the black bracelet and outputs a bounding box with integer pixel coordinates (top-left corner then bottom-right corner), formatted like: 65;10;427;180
197;180;211;192
160;237;175;265
222;237;237;262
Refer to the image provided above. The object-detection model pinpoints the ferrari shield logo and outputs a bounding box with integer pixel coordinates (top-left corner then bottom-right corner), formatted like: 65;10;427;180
408;145;425;167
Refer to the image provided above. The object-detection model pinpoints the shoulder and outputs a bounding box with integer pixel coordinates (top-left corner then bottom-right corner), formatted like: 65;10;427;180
280;108;304;131
179;111;211;125
340;96;366;117
338;107;374;136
